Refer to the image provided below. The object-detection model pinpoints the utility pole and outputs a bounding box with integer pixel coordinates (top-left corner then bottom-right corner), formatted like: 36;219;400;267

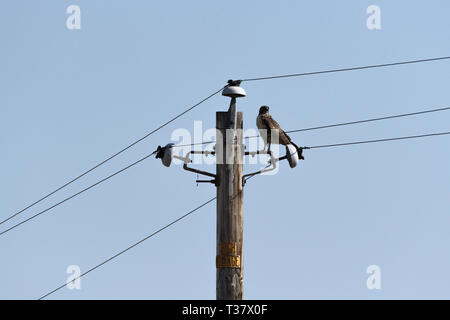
216;83;245;300
158;81;292;299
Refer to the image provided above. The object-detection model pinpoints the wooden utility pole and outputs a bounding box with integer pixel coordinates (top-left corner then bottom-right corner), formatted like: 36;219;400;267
216;96;244;300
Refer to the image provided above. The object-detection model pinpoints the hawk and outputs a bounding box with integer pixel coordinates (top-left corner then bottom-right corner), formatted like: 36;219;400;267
256;105;304;159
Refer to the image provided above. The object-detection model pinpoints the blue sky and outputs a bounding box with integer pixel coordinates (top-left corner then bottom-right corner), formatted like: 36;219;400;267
1;0;450;299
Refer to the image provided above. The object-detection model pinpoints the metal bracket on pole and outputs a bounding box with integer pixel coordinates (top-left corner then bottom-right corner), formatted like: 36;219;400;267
242;150;278;186
177;151;218;186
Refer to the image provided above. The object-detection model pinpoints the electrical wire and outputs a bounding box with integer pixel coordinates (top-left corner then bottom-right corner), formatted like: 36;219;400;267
6;57;450;231
38;196;216;300
35;131;450;298
170;140;216;148
34;131;450;299
2;86;224;226
306;131;450;149
240;56;450;82
8;56;450;298
170;106;450;148
0;150;159;238
37;132;450;297
284;107;450;134
170;131;450;162
8;55;450;222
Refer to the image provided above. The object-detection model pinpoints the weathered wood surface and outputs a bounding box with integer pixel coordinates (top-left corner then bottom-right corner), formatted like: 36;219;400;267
216;111;244;300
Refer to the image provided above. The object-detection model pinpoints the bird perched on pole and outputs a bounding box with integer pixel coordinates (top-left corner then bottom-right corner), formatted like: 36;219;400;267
256;105;304;160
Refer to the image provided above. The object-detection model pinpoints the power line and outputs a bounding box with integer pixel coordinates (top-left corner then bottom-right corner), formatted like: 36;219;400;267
34;135;450;299
171;140;216;148
240;56;450;82
11;130;446;239
307;131;450;149
38;197;216;300
284;106;450;134
0;150;159;238
170;106;450;148
2;87;224;226
172;131;450;158
7;56;450;224
9;55;450;221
